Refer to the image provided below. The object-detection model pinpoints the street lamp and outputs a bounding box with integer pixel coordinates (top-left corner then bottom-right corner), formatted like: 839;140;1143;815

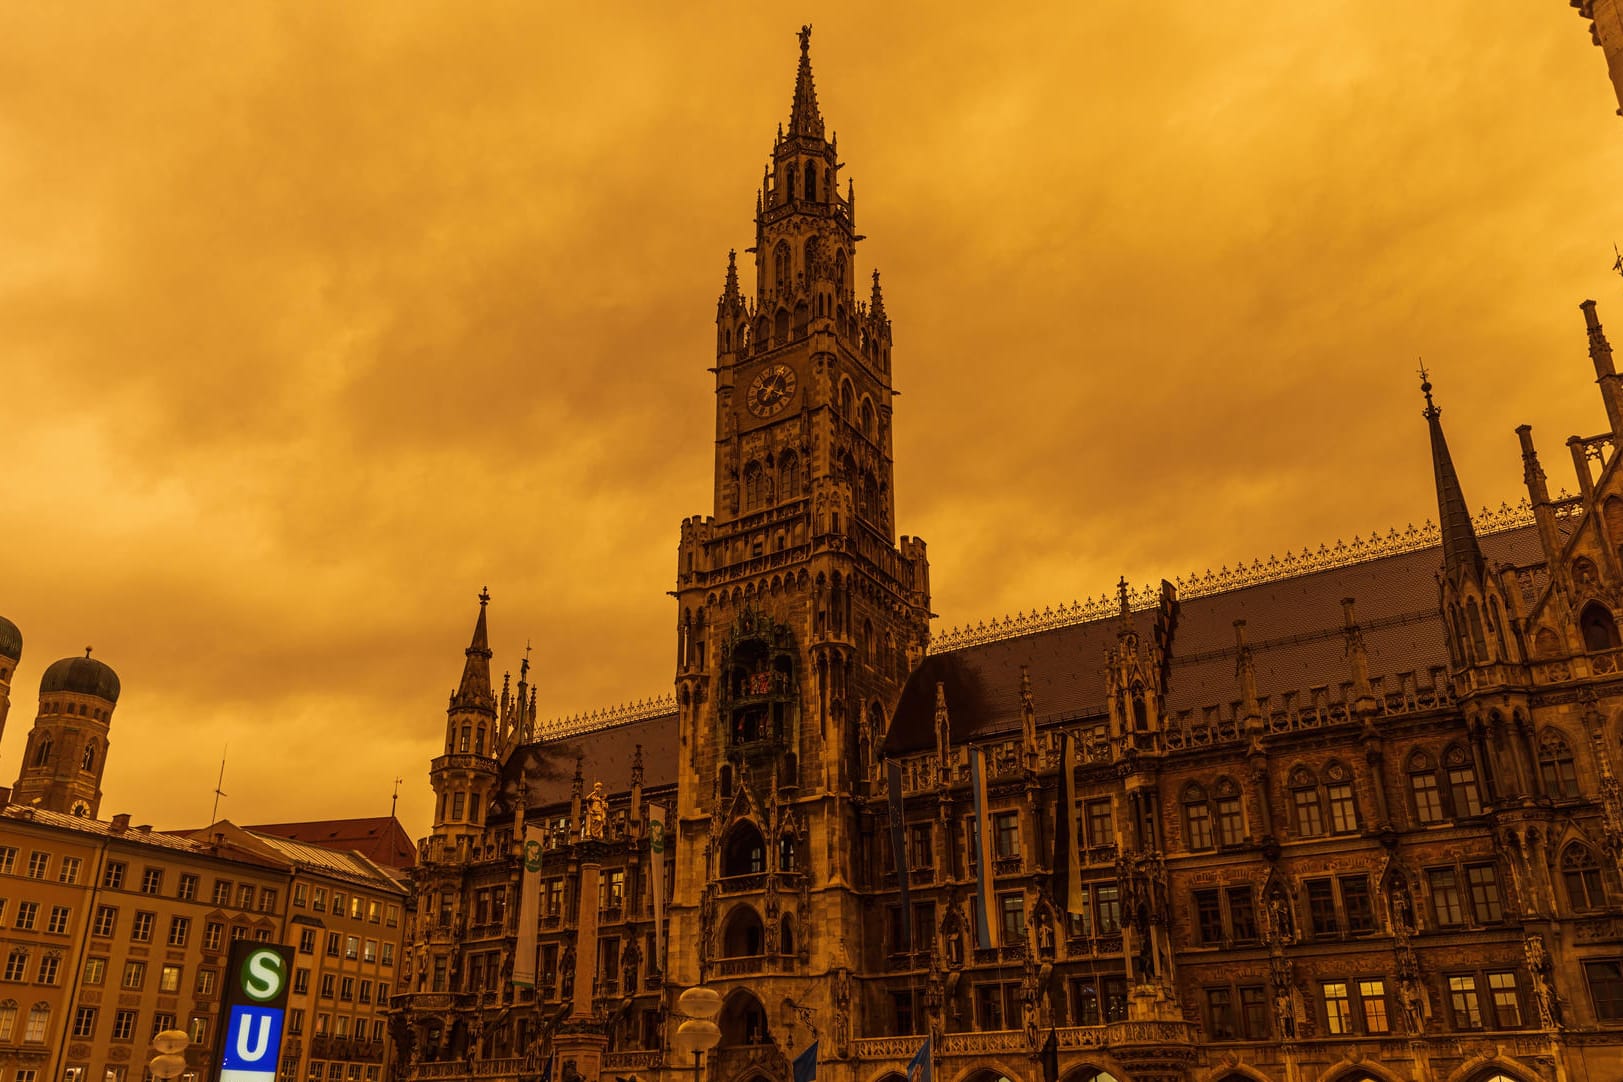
148;1029;190;1082
673;986;721;1082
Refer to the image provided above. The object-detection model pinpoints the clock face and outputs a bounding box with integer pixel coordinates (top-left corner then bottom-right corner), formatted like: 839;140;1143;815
747;364;798;418
70;801;90;818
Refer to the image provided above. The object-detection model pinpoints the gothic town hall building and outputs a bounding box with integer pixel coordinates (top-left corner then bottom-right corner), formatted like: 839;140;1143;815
390;28;1623;1082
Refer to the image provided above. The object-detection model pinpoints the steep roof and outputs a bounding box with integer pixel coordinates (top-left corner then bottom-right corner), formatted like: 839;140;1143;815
243;816;416;871
505;710;678;810
886;523;1545;754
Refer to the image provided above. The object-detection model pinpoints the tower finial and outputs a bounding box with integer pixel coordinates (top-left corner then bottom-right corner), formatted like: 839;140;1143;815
787;24;824;139
1418;370;1485;586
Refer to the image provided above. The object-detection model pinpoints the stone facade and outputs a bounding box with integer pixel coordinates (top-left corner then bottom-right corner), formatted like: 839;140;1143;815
388;25;1623;1082
1574;0;1623;115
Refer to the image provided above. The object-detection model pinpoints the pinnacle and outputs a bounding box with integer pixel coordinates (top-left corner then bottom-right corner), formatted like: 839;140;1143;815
788;24;825;140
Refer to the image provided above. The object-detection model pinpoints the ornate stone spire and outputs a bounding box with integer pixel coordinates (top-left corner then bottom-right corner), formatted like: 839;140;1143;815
1583;299;1623;434
1420;369;1486;586
869;269;887;322
719;249;742;308
451;589;496;716
788;25;824;140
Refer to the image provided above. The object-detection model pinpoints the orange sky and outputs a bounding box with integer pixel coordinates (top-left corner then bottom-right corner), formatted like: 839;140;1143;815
3;4;1620;837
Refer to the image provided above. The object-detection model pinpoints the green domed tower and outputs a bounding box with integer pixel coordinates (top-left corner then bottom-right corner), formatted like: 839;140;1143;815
13;649;120;817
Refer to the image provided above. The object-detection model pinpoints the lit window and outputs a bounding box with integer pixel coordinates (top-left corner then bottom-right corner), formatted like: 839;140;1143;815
1323;982;1352;1034
1449;974;1482;1029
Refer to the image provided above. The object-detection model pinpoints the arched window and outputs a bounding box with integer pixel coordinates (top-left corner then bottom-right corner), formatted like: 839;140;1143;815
805;236;821;276
840;380;854;419
475;726;485;756
780;915;795;955
774;307;790;342
1563;844;1607;910
1582;602;1621;652
861;398;876;441
1130;684;1148;731
792;300;809;337
778;833;796;872
720;906;763;958
1182;783;1213;851
1407;749;1443;824
778;452;800;501
773;242;791;294
32;738;50;769
23;1003;49;1043
0;1001;16;1042
743;461;766;511
804;161;818;201
718;989;771;1047
1323;760;1359;833
80;744;94;773
1213;777;1245;847
721;823;766;877
1539;729;1580;799
1288;766;1323;837
1467;598;1488;659
784;165;797;205
1443;744;1484;817
458;726;471;754
835;250;847;291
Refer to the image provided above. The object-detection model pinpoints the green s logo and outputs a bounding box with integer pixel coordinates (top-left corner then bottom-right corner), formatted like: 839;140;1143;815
241;948;286;1002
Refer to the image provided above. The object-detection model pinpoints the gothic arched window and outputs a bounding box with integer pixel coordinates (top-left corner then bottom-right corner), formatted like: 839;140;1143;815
840;379;855;420
778;451;800;501
32;738;50;769
773;242;791;294
1288;766;1323;838
1466;598;1489;660
743;461;766;511
1539;729;1580;799
835;250;847;292
860;397;876;441
1582;602;1621;652
1442;744;1484;817
1323;760;1359;834
1562;844;1607;910
80;744;94;773
804;161;817;201
1182;783;1213;851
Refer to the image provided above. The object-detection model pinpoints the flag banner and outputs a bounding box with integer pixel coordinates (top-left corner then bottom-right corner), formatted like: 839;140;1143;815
969;746;998;950
649;804;669;973
1051;731;1085;917
1039;1027;1059;1082
513;825;545;987
885;760;913;953
792;1040;819;1082
906;1037;931;1082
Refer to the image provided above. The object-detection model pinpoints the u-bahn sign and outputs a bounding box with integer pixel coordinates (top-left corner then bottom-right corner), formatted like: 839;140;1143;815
216;942;295;1082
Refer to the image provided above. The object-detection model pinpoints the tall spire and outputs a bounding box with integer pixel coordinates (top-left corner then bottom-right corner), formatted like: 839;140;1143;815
1582;298;1623;434
451;588;496;716
869;269;887;322
720;249;742;308
788;25;824;140
1419;368;1486;585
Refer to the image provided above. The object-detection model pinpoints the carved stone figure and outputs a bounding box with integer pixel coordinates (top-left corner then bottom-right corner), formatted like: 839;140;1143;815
583;782;608;840
832;966;851;1055
1526;934;1561;1029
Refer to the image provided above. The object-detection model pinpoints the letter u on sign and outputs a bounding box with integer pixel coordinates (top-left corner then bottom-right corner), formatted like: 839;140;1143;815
219;1005;285;1082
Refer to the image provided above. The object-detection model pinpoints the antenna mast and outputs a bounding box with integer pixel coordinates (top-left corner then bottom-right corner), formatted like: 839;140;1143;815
390;776;403;820
210;747;228;822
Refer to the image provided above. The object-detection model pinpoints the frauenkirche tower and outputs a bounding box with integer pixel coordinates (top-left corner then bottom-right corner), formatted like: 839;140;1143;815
667;25;933;1074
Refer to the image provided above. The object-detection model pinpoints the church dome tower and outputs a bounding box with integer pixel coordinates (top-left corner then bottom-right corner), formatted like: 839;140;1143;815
0;615;20;744
13;649;120;817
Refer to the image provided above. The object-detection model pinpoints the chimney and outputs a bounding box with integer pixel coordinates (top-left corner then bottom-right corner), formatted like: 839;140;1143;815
110;813;131;833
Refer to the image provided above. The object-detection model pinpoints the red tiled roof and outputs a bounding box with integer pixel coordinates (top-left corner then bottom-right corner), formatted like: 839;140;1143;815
242;816;416;870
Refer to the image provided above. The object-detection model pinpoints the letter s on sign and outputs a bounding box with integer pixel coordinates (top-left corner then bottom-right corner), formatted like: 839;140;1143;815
243;949;285;1002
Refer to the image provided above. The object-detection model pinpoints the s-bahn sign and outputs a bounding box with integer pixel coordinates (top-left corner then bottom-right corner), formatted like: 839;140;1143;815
216;942;295;1082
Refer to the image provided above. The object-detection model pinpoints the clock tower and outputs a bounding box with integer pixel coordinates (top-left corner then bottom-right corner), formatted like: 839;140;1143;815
667;25;933;1075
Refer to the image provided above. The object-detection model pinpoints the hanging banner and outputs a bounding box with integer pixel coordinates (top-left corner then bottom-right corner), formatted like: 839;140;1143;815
1051;732;1085;917
885;760;912;952
650;804;669;973
513;824;545;987
969;746;998;950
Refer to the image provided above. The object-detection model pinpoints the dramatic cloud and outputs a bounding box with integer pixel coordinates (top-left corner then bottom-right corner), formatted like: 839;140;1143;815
2;3;1619;833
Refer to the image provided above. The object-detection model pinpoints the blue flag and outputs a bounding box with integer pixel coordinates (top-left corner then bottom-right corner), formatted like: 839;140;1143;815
793;1041;819;1082
906;1037;932;1082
